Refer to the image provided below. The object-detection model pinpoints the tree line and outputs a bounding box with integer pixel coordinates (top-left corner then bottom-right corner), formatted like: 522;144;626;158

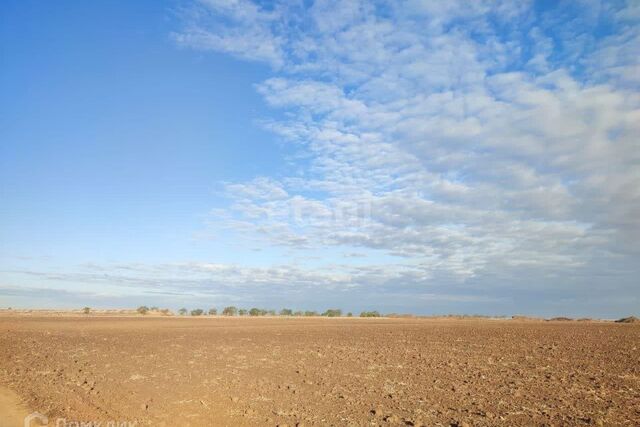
132;306;382;317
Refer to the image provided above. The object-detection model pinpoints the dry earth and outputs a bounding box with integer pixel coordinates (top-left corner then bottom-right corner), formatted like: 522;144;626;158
1;316;639;426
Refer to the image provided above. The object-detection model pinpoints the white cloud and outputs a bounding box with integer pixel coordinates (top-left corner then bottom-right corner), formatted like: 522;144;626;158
172;0;287;66
172;0;639;309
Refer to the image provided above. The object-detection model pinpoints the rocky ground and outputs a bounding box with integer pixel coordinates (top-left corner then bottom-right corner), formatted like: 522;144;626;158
1;316;639;426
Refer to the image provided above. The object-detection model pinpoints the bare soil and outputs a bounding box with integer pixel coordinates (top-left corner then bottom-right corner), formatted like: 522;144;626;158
1;316;639;426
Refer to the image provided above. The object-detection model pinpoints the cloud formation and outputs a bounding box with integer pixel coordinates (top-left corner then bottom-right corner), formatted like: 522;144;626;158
172;0;640;307
9;0;637;316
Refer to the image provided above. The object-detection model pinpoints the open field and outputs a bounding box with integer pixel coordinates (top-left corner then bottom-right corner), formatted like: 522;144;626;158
1;316;639;426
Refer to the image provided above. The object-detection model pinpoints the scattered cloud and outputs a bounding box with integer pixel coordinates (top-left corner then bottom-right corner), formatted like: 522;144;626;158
174;0;639;302
6;1;638;316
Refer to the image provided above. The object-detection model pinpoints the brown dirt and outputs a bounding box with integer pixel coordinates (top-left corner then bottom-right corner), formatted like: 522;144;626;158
0;385;29;427
1;316;639;426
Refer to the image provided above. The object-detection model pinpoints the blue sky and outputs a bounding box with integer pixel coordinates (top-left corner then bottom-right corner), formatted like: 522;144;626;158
1;0;638;317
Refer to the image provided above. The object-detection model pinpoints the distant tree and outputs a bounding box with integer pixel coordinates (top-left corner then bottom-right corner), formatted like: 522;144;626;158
238;308;247;316
208;308;217;316
178;307;188;316
82;307;91;315
280;308;293;316
222;306;238;316
137;306;149;315
360;311;381;317
615;316;639;323
191;309;204;316
160;308;172;315
304;310;318;316
322;309;342;317
150;306;159;311
347;312;353;317
267;309;276;316
249;308;261;316
293;310;303;316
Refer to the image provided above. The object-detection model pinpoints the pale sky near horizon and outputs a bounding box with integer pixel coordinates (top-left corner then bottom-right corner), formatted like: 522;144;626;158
1;0;639;317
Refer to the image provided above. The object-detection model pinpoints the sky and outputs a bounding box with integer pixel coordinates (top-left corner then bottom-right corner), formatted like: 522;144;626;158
1;0;638;317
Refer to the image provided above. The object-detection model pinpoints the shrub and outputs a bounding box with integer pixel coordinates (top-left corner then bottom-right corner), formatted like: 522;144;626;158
322;309;342;317
616;316;639;323
222;306;238;316
160;308;172;315
238;308;247;316
280;308;293;316
347;312;353;317
150;306;159;311
360;311;381;317
249;308;261;316
137;306;149;315
304;310;318;316
178;308;188;316
208;308;217;316
267;309;276;316
293;311;303;316
191;309;204;316
82;307;91;315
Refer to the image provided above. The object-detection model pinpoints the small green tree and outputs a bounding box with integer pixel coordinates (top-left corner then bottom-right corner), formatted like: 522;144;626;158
191;308;204;316
280;308;293;316
360;311;381;317
293;310;303;316
347;312;353;317
150;306;159;311
178;307;188;316
82;307;91;315
249;307;261;316
304;310;318;316
267;309;276;316
238;308;247;316
222;306;238;316
137;306;149;315
208;308;217;316
322;308;342;317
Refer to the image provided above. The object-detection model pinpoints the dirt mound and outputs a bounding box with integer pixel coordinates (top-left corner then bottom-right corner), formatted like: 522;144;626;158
511;315;544;321
615;316;639;323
